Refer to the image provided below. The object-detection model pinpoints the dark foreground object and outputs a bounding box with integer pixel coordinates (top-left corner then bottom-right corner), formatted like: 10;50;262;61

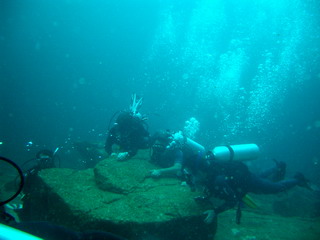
11;221;126;240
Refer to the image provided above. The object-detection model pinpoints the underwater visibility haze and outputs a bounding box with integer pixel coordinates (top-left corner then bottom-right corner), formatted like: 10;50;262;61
0;0;320;239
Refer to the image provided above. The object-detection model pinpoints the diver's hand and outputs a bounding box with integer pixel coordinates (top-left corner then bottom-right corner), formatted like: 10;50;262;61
117;152;129;161
194;196;207;203
5;203;23;211
203;210;216;224
150;169;161;178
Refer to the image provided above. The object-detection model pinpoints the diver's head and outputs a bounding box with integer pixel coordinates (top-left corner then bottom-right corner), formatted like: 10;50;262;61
151;130;172;146
35;150;55;169
150;130;172;160
115;111;133;125
36;150;54;160
151;140;167;155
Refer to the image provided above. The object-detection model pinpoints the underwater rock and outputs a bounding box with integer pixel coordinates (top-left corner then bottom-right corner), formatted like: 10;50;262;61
94;157;157;194
215;210;320;240
17;150;320;240
272;187;320;218
18;150;212;240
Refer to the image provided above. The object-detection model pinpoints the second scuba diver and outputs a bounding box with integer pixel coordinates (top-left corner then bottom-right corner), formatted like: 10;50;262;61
149;130;206;180
194;157;311;225
105;94;150;161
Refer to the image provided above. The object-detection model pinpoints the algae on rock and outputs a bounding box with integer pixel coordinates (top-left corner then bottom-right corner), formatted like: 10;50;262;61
19;150;211;239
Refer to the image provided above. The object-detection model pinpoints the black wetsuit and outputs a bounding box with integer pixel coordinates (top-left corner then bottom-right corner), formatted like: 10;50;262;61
204;161;300;215
105;112;149;158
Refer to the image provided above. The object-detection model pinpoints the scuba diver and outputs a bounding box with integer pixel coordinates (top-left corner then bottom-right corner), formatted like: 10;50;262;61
1;156;24;225
194;157;311;225
73;141;107;168
16;148;60;210
22;149;58;191
105;94;150;161
149;130;206;179
23;149;57;175
0;156;127;240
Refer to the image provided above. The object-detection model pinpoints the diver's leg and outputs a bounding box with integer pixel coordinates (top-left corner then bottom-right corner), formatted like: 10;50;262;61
248;174;299;194
258;160;286;181
258;167;277;178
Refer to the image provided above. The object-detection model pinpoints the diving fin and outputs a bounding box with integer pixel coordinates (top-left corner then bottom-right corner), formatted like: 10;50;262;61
242;194;258;209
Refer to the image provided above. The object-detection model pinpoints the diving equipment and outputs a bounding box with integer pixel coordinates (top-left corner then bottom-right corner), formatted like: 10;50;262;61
0;156;24;206
167;131;205;154
186;138;206;154
0;224;43;240
130;93;143;116
212;144;260;162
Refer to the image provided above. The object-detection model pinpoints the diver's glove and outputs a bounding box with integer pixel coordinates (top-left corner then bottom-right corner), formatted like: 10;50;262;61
5;203;23;211
203;209;216;224
194;196;208;203
150;169;161;178
117;152;129;161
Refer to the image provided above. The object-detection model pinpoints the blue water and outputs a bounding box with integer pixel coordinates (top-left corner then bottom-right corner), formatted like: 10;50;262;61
1;0;319;184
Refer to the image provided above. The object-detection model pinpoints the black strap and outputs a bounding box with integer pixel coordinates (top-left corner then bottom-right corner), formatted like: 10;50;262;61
0;156;24;206
224;145;235;161
236;201;242;224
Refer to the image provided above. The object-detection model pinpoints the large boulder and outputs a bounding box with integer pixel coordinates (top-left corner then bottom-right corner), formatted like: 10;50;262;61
94;156;158;194
19;151;212;239
18;150;320;240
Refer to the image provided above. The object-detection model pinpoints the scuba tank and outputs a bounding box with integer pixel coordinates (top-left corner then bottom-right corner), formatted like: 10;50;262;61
185;138;205;155
212;144;259;162
167;131;205;155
